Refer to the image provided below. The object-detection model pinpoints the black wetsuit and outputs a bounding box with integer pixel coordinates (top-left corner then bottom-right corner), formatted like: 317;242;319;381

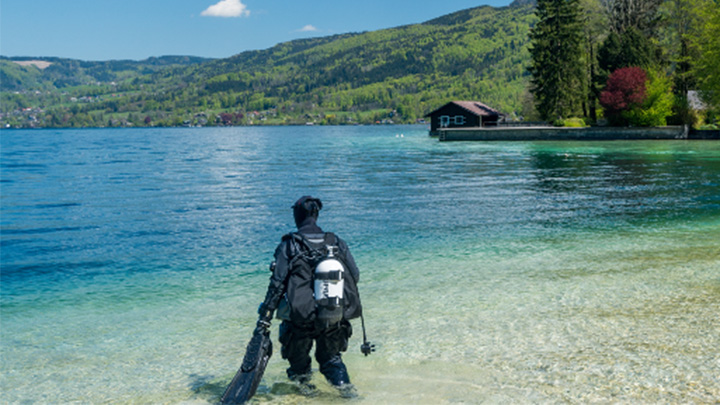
260;217;361;386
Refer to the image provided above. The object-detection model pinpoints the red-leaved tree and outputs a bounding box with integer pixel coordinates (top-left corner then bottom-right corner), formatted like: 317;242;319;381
599;67;648;125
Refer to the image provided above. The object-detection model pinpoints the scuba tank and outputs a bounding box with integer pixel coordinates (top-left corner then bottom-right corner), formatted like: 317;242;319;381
314;245;345;325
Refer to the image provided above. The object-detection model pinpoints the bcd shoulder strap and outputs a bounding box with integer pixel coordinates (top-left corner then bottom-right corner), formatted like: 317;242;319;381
293;232;336;251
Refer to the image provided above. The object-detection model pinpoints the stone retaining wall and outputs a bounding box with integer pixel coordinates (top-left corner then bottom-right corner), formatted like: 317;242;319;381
438;126;687;141
689;129;720;139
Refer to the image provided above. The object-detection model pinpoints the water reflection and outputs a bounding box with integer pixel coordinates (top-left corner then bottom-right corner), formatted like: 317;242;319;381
525;142;720;231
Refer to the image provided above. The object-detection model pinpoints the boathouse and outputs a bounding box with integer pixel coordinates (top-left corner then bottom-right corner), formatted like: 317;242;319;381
426;101;504;135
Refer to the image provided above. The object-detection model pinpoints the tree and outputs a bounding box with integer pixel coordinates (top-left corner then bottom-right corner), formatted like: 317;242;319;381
529;0;586;121
692;0;720;116
600;66;648;124
580;0;609;121
600;66;673;126
598;27;659;76
658;0;708;124
624;69;673;126
600;0;664;35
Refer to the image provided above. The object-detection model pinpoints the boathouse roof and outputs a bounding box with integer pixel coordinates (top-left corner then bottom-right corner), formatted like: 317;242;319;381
425;101;503;117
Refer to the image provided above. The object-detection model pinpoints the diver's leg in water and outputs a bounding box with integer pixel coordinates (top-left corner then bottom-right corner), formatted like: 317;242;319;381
279;321;313;381
316;320;357;398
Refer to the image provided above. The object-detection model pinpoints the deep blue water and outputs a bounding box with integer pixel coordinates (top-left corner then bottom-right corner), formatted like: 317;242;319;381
1;126;719;403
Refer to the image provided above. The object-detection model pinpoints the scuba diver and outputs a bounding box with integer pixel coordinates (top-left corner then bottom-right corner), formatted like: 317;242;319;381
257;196;371;398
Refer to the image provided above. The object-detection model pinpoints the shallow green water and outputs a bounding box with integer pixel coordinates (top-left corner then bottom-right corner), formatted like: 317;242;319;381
1;126;718;403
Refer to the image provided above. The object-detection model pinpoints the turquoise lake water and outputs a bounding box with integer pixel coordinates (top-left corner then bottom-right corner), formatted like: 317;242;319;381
1;126;719;403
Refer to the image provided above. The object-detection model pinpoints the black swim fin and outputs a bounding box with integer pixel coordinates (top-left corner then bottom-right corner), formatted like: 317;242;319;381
221;325;273;404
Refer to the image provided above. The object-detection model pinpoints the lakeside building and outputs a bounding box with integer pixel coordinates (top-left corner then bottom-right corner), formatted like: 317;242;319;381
426;101;504;136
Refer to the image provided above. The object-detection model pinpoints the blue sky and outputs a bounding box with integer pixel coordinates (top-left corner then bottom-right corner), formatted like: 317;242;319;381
1;0;512;61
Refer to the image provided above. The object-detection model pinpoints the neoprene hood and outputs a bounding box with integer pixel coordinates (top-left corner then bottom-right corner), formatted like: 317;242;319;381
292;196;323;228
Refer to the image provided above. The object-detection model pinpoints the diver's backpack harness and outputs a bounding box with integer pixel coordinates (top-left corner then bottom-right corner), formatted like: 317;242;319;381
289;232;375;356
293;233;346;326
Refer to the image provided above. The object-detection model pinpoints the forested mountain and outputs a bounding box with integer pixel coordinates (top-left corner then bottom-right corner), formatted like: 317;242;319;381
1;2;536;128
0;56;212;91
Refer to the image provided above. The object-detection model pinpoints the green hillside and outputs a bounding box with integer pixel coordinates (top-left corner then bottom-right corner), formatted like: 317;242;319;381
1;3;537;128
0;56;211;91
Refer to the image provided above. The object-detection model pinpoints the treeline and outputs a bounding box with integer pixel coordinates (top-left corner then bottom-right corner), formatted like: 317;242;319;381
528;0;719;128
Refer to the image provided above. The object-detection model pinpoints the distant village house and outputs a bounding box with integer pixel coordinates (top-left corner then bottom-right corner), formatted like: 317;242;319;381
426;101;504;135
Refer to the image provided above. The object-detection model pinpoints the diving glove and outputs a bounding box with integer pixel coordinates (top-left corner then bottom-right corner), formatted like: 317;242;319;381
257;303;273;329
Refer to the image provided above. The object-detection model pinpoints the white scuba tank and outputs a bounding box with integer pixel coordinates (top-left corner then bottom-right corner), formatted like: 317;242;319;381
314;246;345;324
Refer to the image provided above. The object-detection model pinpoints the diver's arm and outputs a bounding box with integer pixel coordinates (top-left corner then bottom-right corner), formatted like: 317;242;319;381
258;240;291;321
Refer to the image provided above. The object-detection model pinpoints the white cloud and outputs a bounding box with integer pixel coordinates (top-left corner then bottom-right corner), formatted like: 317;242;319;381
201;0;250;18
298;25;319;32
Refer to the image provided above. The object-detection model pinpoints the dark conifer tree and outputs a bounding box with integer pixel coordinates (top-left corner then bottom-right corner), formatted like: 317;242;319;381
598;27;659;76
528;0;585;121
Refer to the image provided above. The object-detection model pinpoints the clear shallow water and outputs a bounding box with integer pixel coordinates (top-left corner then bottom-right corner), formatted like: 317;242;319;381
1;126;719;403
